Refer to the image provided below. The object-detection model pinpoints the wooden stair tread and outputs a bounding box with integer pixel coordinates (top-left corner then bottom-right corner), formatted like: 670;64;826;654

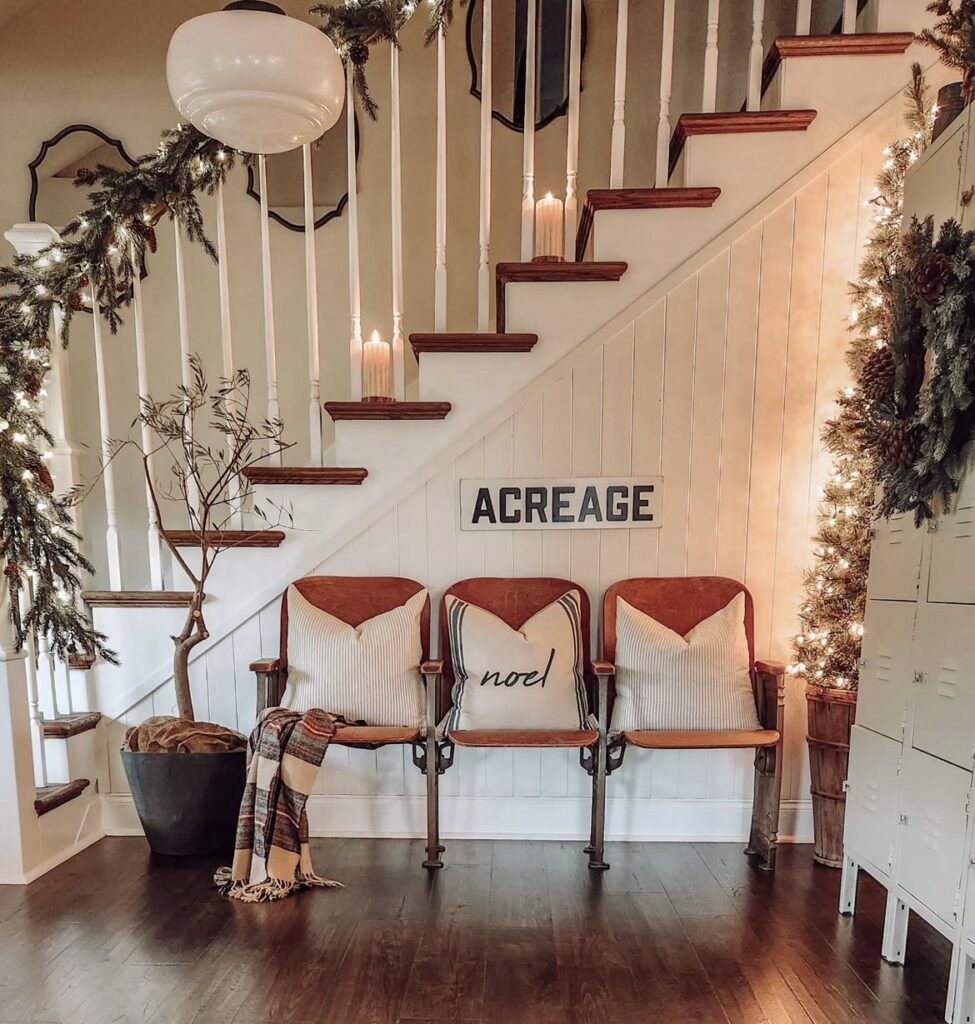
42;712;102;740
762;32;914;97
669;109;816;178
495;261;628;333
576;187;720;260
164;530;285;548
324;401;451;421
67;652;96;669
35;778;90;816
82;590;195;608
243;466;368;485
410;333;538;356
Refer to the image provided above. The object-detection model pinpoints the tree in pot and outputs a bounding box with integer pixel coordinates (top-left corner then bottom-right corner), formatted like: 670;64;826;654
83;355;292;855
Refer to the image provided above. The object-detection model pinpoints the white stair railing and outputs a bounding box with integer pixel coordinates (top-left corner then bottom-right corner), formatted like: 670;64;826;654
655;0;677;186
257;154;281;460
477;0;493;330
346;70;363;400
390;42;406;399
563;0;583;259
610;0;628;189
435;24;448;332
520;0;537;260
747;0;766;112
302;143;324;463
702;0;720;114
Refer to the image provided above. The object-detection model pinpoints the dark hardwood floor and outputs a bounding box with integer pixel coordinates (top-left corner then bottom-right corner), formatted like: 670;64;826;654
0;838;951;1023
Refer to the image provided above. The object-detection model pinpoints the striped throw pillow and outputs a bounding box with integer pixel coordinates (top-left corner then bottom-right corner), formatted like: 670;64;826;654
609;592;761;733
280;585;427;728
445;590;588;732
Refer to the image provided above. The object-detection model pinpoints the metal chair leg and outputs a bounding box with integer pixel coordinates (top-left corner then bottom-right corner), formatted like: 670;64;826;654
422;734;443;870
588;741;609;871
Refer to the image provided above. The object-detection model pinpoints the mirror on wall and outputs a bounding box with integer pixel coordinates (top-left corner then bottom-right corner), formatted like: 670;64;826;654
246;104;359;232
29;125;137;229
466;0;588;132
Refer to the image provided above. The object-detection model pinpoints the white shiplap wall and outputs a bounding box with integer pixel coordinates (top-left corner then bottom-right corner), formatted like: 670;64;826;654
103;117;894;843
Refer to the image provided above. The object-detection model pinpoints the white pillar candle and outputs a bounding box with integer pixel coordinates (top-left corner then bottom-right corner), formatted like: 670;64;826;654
362;330;393;402
534;193;564;262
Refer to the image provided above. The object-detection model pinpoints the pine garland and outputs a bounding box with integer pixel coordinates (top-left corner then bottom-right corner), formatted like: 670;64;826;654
918;1;975;101
0;124;240;661
791;66;932;691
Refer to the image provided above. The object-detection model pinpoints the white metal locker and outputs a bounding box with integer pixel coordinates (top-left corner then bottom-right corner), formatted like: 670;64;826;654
898;747;971;929
844;725;902;878
865;511;924;603
912;602;975;771
928;445;975;604
856;600;916;742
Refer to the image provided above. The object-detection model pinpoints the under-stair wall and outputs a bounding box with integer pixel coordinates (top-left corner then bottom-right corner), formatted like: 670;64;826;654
101;105;905;842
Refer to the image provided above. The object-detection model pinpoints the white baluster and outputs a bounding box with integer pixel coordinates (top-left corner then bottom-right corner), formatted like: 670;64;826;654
795;0;812;34
215;178;242;528
37;632;67;716
390;43;405;401
610;0;628;189
172;221;201;511
477;0;493;330
702;0;720;114
130;247;165;589
346;72;363;400
521;0;537;259
435;24;448;331
18;589;46;786
90;289;122;590
655;0;676;186
842;0;857;33
564;0;582;260
302;144;323;464
257;155;281;459
747;0;765;112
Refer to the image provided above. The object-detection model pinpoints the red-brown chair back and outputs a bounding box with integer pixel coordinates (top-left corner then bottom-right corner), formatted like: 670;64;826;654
280;576;430;677
602;576;756;667
437;577;592;721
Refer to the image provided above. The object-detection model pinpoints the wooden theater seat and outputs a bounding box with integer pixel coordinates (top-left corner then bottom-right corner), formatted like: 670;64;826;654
597;577;786;871
250;575;447;869
449;727;599;748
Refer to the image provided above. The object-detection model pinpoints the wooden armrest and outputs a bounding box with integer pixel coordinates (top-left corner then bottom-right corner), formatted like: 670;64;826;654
421;659;443;676
250;658;280;673
592;660;615;676
755;659;786;677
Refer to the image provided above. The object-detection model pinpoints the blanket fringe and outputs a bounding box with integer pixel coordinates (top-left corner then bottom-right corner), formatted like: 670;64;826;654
214;866;343;902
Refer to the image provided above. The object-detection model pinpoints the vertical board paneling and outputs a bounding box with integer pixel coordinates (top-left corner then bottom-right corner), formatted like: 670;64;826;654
511;402;544;577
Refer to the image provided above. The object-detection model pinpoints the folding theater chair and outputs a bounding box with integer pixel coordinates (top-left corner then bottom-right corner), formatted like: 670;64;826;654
420;577;608;868
250;575;450;870
594;577;787;871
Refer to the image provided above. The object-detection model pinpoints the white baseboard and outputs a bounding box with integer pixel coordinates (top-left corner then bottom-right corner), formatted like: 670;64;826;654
0;828;105;886
102;793;813;844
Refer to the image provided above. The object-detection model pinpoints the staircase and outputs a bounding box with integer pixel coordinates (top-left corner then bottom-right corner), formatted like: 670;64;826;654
1;2;947;874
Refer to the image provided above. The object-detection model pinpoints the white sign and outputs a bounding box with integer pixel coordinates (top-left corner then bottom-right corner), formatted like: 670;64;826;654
459;477;663;532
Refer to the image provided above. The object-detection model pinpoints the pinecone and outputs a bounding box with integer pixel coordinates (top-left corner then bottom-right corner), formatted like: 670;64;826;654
859;347;895;402
131;219;158;254
26;457;54;493
913;251;955;306
3;562;18;582
23;368;44;399
876;419;923;469
348;40;369;67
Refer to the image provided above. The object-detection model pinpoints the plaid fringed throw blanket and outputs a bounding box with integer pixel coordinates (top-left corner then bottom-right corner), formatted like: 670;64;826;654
214;707;346;902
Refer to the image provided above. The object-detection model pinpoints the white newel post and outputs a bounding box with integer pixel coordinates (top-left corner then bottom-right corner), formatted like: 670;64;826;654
0;580;43;884
215;178;243;527
302;144;323;463
842;0;857;33
702;0;720;114
795;0;812;35
747;0;766;112
521;0;537;259
4;225;82;519
564;0;582;260
477;0;493;330
655;0;676;186
390;43;405;400
610;0;628;189
257;155;281;458
346;71;363;399
130;248;165;589
435;24;448;332
90;289;122;589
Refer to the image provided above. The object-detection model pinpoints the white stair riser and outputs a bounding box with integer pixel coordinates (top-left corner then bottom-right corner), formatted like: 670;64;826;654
42;726;102;788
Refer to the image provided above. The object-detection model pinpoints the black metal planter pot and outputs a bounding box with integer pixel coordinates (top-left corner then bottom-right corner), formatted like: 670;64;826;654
121;748;247;857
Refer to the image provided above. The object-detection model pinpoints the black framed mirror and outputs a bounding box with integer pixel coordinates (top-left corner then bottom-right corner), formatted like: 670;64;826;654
245;105;360;232
466;0;588;132
29;124;137;228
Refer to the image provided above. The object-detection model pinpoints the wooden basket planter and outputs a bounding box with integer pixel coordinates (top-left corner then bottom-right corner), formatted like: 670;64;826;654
805;683;857;868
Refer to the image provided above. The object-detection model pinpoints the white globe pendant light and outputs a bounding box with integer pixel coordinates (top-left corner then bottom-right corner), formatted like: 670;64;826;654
166;1;345;154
